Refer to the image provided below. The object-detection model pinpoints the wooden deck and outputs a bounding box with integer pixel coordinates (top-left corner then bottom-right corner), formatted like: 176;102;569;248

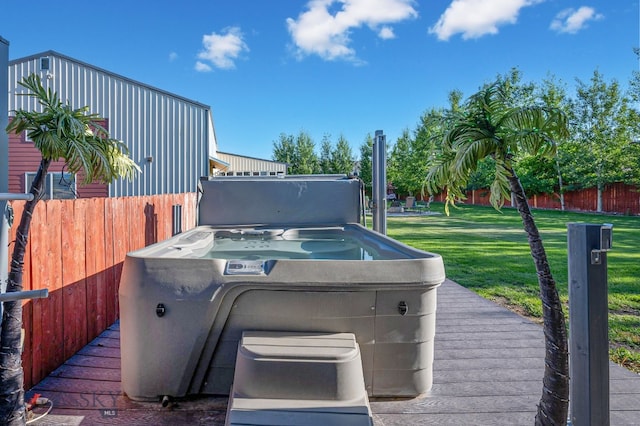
27;279;640;425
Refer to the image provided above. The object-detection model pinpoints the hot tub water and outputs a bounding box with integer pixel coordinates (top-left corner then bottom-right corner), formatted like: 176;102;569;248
203;227;404;261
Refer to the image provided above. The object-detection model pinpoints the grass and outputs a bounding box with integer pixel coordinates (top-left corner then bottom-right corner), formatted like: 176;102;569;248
384;202;640;373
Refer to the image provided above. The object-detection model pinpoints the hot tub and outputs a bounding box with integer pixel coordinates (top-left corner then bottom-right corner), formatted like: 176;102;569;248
119;175;445;401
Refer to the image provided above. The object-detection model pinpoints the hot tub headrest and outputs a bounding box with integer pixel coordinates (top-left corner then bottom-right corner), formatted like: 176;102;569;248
198;175;361;227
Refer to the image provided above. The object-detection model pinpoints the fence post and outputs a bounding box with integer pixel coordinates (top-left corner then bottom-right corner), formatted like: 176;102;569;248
567;223;612;426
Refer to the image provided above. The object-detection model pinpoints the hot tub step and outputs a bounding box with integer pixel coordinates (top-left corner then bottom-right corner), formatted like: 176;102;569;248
226;331;372;426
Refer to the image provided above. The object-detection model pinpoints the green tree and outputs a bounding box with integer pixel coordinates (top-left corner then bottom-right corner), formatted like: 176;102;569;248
568;70;637;210
358;135;373;196
272;133;295;165
630;47;640;104
1;74;140;425
515;155;559;195
426;83;570;425
387;129;414;196
292;131;319;174
330;135;354;175
493;67;536;107
272;131;319;174
416;90;468;196
319;134;333;174
532;75;572;209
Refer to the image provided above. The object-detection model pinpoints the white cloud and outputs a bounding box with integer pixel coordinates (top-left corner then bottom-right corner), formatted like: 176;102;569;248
429;0;542;41
195;61;212;72
169;52;178;62
378;26;396;39
197;27;249;70
550;6;603;34
287;0;417;61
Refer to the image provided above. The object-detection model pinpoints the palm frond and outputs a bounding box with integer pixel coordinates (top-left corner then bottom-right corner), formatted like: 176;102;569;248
6;73;141;186
489;162;512;209
424;80;570;213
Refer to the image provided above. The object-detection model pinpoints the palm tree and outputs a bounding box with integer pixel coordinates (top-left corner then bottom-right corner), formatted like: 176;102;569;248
1;74;140;425
426;83;570;425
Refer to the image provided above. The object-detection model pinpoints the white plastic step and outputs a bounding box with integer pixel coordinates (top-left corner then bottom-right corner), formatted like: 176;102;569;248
225;331;373;426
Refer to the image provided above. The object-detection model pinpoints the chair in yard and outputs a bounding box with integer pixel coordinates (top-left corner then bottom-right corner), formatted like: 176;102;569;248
405;196;415;210
414;196;433;213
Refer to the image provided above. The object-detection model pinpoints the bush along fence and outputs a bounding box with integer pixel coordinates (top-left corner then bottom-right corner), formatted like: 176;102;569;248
428;183;639;215
7;193;197;389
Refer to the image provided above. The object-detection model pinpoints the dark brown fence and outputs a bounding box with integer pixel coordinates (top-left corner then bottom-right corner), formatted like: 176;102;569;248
7;193;197;389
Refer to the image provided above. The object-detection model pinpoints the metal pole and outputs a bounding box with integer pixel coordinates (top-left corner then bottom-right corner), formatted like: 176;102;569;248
1;36;10;296
0;193;34;201
568;223;612;426
372;130;386;235
0;289;48;302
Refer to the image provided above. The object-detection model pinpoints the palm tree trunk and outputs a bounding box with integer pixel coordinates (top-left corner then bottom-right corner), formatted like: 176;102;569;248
507;170;569;426
0;158;50;425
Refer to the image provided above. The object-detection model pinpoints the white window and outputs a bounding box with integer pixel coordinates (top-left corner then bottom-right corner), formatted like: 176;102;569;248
25;172;76;200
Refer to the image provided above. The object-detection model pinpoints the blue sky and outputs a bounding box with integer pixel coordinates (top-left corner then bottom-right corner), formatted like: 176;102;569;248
2;0;638;160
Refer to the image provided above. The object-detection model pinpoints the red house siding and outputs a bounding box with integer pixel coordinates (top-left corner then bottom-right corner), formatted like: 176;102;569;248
7;118;109;198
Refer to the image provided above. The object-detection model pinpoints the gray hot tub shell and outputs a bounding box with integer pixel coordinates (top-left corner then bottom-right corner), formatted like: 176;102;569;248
119;176;445;401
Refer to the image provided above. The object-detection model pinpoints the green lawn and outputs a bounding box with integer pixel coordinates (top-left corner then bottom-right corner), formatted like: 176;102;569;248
384;203;640;372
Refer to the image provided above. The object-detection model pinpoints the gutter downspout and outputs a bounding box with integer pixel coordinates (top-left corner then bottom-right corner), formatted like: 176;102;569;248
1;36;10;296
372;130;387;235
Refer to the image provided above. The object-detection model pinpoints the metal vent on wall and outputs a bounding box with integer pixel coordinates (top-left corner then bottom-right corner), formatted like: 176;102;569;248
40;57;50;71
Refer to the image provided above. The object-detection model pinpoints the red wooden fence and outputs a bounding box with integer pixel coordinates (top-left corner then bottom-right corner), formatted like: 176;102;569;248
7;193;197;389
460;183;639;215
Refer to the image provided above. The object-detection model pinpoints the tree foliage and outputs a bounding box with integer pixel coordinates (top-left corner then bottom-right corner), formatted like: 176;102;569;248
358;135;373;196
387;129;413;196
319;134;333;174
292;131;318;174
384;67;640;203
272;131;320;174
565;71;640;193
330;135;354;174
272;66;640;200
272;131;354;176
272;133;295;165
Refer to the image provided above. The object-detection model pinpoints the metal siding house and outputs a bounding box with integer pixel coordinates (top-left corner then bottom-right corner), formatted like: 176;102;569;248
8;51;216;197
216;151;287;176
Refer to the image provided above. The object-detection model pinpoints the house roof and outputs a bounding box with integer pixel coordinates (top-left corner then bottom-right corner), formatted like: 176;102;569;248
217;151;287;166
10;50;211;110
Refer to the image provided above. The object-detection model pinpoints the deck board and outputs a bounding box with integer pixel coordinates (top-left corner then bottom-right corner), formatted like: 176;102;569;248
27;279;640;425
